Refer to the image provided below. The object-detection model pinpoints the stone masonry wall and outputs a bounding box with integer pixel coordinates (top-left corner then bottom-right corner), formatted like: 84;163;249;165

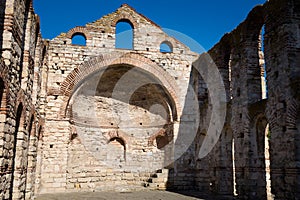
37;4;198;194
0;0;299;199
194;0;300;199
0;0;44;200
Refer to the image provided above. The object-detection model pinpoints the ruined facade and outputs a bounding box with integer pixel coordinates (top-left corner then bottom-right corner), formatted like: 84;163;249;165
0;0;299;199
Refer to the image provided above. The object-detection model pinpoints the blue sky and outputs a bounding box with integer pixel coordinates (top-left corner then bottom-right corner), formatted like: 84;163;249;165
33;0;266;52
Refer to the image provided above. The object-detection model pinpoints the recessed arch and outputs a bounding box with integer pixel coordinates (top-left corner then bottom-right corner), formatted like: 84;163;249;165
253;114;273;199
59;53;182;120
107;137;126;163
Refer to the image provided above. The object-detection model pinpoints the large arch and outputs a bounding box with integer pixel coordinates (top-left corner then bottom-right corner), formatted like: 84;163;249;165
59;52;182;120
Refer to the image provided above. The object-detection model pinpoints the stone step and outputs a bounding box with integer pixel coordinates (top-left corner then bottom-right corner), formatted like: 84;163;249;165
144;168;173;190
147;182;167;190
148;177;168;183
156;169;169;174
151;172;169;178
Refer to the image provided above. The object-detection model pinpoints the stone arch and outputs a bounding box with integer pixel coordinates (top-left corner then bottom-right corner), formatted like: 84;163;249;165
148;128;166;147
108;137;126;149
106;129;129;149
253;112;272;198
160;40;173;53
106;130;128;163
59;52;181;120
111;6;138;29
107;136;127;163
247;98;272;199
65;26;91;40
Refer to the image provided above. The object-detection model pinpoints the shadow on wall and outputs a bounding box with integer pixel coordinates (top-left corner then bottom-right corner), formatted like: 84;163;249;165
163;53;231;199
165;66;201;192
0;0;6;51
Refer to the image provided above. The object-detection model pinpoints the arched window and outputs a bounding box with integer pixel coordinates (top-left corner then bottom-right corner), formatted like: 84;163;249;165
160;41;173;53
71;33;86;46
115;20;134;49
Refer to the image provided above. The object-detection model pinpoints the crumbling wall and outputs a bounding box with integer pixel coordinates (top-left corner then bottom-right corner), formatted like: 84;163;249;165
194;0;300;199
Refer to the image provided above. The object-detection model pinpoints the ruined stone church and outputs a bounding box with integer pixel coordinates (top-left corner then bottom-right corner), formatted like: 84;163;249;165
0;0;299;199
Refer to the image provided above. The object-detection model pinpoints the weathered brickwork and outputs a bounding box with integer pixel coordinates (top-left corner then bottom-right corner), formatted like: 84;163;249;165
37;4;198;194
0;0;299;199
0;0;44;199
194;1;300;200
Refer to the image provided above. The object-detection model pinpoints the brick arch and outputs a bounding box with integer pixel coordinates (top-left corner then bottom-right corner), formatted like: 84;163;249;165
148;128;166;147
65;26;91;40
106;129;129;147
111;14;138;29
59;52;182;120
